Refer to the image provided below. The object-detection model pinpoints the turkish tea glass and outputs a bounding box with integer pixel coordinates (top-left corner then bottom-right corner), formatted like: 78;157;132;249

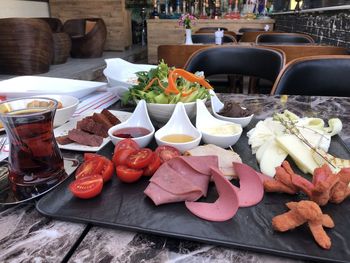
0;97;64;199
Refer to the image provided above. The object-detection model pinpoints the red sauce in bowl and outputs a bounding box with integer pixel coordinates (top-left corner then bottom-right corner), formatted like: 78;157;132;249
113;127;151;138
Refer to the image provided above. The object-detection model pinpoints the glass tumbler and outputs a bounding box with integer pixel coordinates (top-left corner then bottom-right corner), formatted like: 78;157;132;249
0;97;64;199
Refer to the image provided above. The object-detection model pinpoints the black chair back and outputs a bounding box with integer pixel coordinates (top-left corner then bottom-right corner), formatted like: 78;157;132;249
256;33;315;44
271;56;350;97
184;46;285;82
198;27;228;32
192;33;236;44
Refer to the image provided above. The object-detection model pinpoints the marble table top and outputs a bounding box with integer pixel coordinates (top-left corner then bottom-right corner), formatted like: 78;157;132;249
1;94;349;263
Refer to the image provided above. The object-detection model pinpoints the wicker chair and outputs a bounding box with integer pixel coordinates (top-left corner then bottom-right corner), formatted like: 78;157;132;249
0;18;53;75
63;18;107;58
38;17;71;65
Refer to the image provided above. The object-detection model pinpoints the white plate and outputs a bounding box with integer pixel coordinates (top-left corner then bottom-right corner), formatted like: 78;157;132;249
0;76;106;99
54;109;132;152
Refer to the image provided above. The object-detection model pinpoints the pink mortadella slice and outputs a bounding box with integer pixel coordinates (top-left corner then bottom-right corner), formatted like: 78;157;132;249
232;162;264;207
185;167;239;222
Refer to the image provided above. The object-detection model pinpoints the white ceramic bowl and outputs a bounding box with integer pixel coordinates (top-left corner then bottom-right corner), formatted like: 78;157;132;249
103;58;156;88
155;102;201;153
210;90;253;128
147;99;206;124
108;100;155;148
196;99;242;148
33;94;79;127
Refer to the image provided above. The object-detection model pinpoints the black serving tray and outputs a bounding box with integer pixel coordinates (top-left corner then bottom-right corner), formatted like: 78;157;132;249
36;120;350;263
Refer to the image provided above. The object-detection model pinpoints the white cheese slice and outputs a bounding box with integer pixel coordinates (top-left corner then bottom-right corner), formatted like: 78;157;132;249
276;135;319;175
259;140;288;177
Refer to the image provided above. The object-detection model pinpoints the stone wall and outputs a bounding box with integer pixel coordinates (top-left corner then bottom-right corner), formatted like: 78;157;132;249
272;10;350;48
50;0;132;51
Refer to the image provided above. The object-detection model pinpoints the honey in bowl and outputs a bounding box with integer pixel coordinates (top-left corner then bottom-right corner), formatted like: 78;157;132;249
161;134;195;143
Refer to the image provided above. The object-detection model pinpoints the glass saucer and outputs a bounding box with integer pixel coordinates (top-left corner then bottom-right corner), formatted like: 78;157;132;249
0;158;79;206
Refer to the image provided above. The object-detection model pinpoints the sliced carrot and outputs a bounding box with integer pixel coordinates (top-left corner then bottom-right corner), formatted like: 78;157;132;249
172;69;212;90
143;78;166;91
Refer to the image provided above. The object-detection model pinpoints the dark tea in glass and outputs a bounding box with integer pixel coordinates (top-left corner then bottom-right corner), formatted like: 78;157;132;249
0;97;64;199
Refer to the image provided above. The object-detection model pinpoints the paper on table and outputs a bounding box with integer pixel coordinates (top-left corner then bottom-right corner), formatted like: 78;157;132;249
73;88;120;117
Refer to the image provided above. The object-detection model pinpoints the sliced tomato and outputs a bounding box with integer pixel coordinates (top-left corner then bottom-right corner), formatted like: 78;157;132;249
112;148;136;166
126;148;153;169
84;153;102;161
113;138;139;155
143;152;161;176
69;174;103;199
116;165;143;183
76;155;114;183
155;145;181;163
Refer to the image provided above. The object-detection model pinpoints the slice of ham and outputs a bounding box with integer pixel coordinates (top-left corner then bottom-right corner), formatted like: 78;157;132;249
185;167;239;222
144;156;218;206
232;162;264;207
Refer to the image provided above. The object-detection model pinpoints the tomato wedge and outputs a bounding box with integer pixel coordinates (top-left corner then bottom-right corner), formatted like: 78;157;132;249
143;152;161;176
76;154;114;183
126;148;153;169
112;148;136;166
155;145;181;163
116;165;143;183
114;138;139;155
69;174;103;199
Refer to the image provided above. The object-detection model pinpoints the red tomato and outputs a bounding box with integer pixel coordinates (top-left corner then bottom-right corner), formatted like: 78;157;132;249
155;145;181;163
69;174;103;199
116;165;143;183
143;152;161;176
112;148;136;166
126;148;153;169
114;139;139;155
84;153;101;161
76;155;114;183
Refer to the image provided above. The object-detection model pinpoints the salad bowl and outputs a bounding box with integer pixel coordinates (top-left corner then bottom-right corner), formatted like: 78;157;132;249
108;100;155;148
196;99;242;148
210;90;253;128
155;102;201;153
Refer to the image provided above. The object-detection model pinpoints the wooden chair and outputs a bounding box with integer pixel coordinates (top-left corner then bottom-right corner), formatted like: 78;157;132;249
185;46;285;93
192;33;237;44
63;18;107;58
158;44;213;68
38;17;71;65
240;31;282;43
271;55;350;97
197;27;228;32
0;18;53;75
260;44;349;63
256;33;315;44
238;28;265;33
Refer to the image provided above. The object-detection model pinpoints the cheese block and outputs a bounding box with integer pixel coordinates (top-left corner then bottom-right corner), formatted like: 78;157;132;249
276;135;319;175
